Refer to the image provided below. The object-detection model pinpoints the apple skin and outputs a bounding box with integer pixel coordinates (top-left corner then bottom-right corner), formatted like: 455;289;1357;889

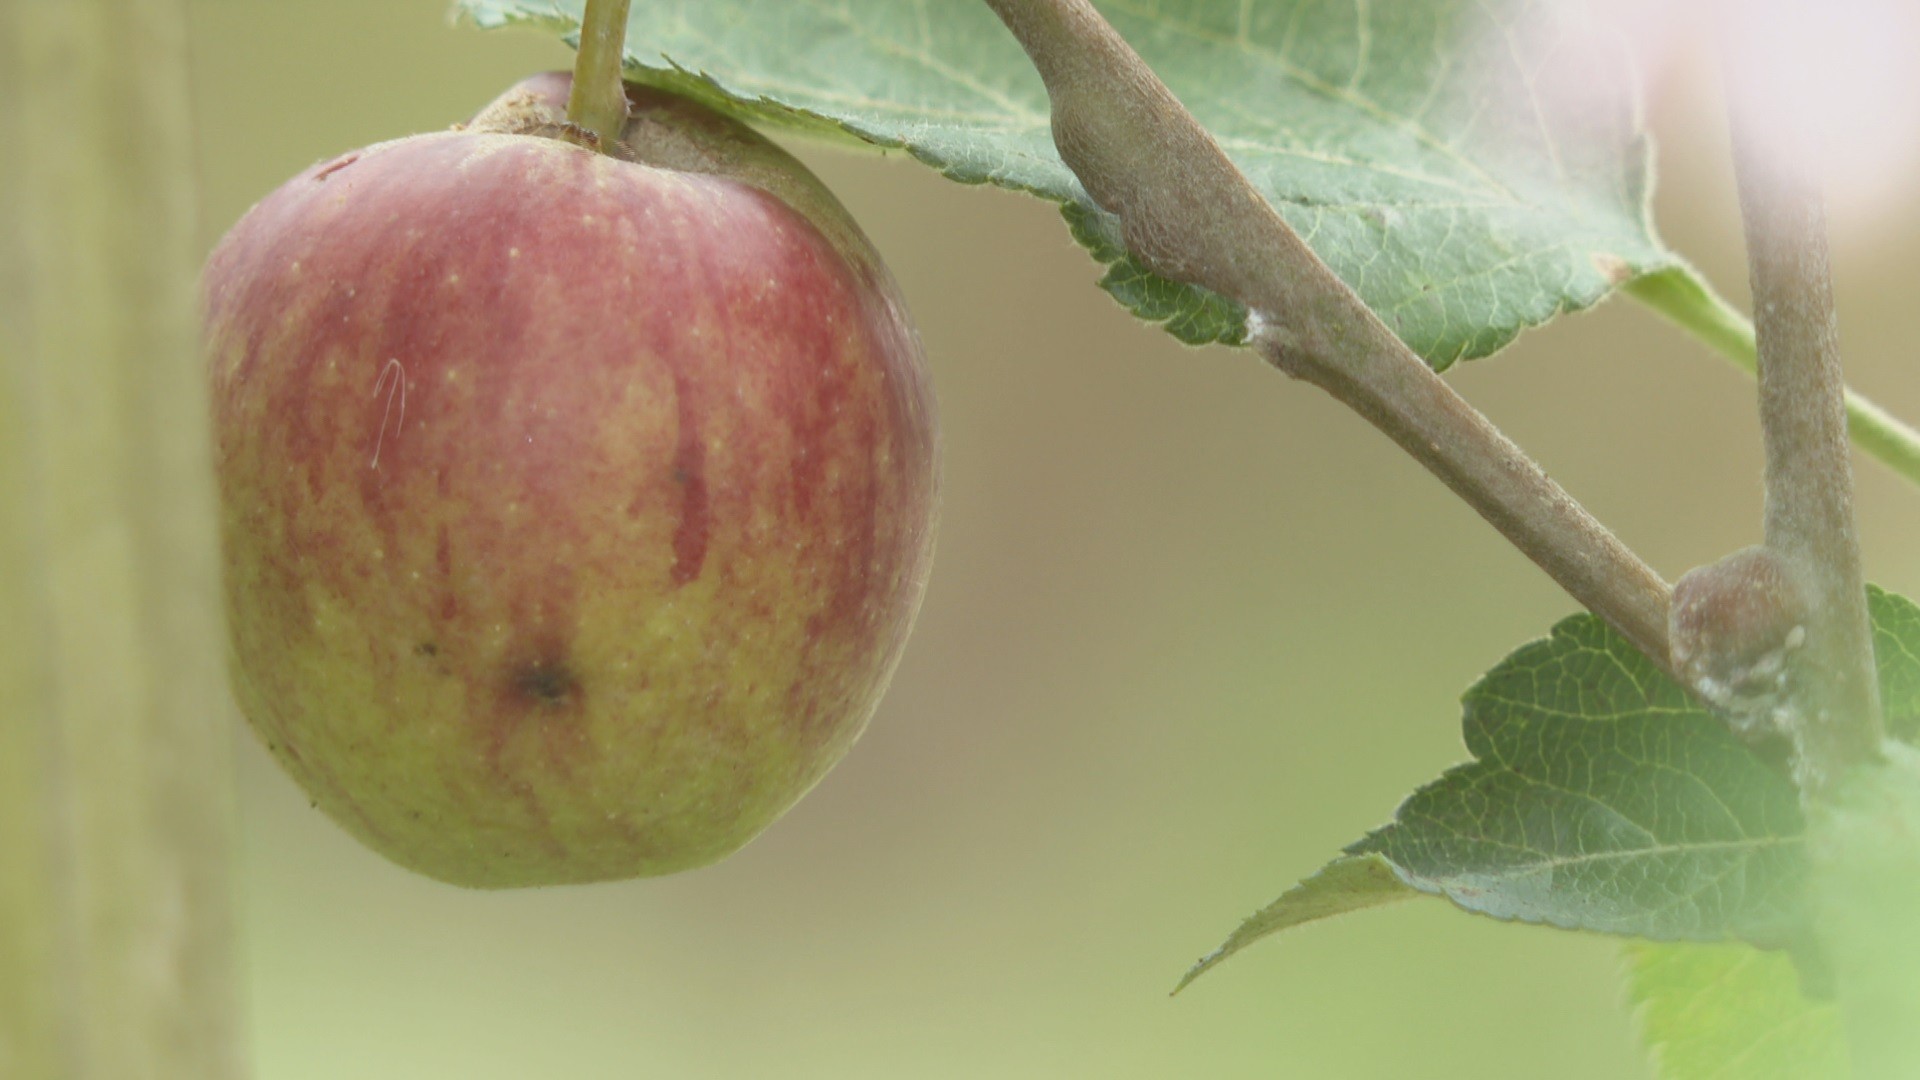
203;75;938;887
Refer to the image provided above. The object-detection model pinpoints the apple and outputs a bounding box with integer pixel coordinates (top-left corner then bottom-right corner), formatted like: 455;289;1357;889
202;73;939;887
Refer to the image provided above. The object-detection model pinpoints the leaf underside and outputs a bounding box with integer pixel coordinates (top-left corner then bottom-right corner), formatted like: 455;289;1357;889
1348;612;1808;946
454;0;1677;365
1183;588;1920;988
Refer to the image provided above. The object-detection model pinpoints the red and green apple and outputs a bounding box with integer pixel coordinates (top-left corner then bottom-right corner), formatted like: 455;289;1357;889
202;73;939;887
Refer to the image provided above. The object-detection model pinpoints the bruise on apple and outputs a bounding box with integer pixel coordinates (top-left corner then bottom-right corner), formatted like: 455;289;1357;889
204;79;939;887
510;658;579;707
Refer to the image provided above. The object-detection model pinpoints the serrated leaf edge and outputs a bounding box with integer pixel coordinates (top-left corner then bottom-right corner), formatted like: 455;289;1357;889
452;0;1670;363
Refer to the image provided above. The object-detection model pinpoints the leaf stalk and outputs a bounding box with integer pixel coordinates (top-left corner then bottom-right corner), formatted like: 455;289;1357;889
1627;268;1920;488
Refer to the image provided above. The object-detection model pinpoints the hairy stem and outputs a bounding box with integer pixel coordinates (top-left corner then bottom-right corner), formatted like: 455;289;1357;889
564;0;632;151
1722;7;1912;1072
1725;12;1882;795
1627;267;1920;487
0;1;245;1077
981;0;1674;666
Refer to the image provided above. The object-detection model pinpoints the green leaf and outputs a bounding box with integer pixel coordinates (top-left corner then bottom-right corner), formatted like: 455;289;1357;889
1183;589;1920;988
454;0;1677;365
1869;584;1920;742
1349;612;1808;944
1062;203;1249;347
1172;854;1413;994
1805;742;1920;1074
1627;941;1848;1079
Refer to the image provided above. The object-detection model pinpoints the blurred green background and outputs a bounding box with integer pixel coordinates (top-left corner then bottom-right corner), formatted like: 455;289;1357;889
184;2;1920;1077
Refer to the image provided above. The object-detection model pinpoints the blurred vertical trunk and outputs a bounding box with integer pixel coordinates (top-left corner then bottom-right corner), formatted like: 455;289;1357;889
0;2;247;1078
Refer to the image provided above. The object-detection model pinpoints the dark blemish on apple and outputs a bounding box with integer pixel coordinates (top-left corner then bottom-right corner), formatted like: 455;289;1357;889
313;153;361;182
415;642;439;658
512;660;579;706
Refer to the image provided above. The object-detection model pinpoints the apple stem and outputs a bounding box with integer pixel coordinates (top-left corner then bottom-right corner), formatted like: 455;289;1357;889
565;0;633;153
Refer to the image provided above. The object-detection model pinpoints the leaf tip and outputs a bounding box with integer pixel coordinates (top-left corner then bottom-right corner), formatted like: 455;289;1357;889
1170;949;1226;996
1171;854;1417;994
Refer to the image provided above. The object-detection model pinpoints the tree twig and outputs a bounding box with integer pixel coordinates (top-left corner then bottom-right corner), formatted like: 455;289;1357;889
1724;7;1883;796
981;0;1674;667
